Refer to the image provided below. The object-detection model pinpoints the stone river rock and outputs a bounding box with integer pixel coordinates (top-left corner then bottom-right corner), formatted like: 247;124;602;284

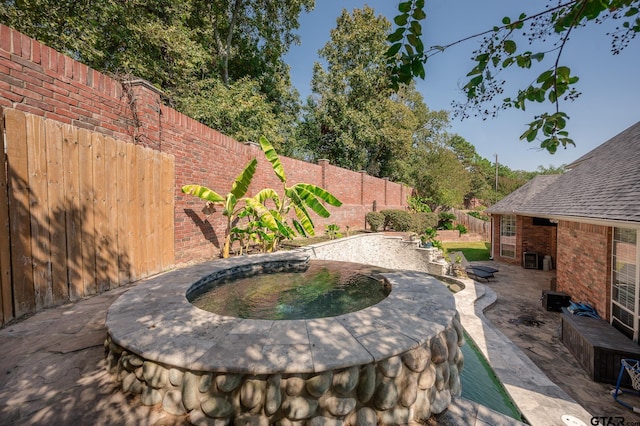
306;371;332;398
332;366;359;396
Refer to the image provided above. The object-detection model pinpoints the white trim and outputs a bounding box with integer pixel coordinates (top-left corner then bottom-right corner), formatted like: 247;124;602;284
610;227;640;342
488;212;640;230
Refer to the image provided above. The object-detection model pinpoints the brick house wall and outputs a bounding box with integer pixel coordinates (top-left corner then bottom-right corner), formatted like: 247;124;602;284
556;220;612;321
0;23;412;265
521;217;557;266
490;214;557;266
490;213;612;320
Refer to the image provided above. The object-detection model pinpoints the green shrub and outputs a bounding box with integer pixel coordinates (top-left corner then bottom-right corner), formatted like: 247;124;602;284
381;209;412;232
409;212;438;234
437;212;456;230
468;211;490;221
365;212;385;232
455;224;468;234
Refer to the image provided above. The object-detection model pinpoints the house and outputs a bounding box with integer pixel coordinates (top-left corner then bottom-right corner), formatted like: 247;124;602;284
486;121;640;344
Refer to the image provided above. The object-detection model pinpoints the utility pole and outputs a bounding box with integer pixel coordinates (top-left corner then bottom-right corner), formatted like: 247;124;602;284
494;154;499;198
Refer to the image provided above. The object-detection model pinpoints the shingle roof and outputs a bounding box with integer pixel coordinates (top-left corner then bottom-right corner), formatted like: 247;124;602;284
485;175;559;214
486;120;640;223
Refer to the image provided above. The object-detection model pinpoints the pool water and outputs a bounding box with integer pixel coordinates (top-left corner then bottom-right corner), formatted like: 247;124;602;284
461;331;524;421
190;258;524;420
189;260;391;320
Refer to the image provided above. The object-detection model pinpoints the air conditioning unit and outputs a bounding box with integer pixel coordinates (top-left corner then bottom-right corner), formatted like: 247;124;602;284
523;252;538;269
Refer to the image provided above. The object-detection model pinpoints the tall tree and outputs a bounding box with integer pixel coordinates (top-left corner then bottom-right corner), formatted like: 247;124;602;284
409;137;472;210
301;7;415;176
1;0;311;150
189;0;314;86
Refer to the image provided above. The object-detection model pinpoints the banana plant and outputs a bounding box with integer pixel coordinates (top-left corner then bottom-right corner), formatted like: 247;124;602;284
181;158;258;258
255;136;343;250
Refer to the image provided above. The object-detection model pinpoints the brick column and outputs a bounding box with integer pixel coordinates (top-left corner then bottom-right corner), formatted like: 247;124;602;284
126;79;163;151
318;159;329;191
359;170;367;206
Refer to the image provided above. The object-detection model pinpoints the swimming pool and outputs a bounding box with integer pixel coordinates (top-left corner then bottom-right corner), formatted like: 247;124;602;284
460;331;524;420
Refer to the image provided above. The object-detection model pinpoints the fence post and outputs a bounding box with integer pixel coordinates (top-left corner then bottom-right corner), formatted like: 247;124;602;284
5;109;36;318
0;107;14;324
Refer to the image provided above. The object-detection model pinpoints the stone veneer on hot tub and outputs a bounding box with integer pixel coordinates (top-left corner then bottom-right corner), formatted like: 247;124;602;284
105;248;464;425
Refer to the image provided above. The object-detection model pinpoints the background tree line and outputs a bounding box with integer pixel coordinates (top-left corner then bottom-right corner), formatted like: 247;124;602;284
0;1;565;211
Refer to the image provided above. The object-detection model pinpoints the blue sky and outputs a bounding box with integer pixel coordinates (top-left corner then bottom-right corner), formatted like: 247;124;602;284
283;1;640;172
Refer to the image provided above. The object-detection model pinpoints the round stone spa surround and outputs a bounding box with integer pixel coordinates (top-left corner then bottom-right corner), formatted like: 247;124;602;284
104;251;465;424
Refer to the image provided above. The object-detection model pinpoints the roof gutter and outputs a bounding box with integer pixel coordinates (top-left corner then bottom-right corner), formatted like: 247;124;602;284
488;211;640;230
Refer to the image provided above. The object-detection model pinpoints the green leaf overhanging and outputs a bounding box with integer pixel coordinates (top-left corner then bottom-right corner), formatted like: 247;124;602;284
293;204;316;236
259;135;286;183
245;197;279;232
292;186;331;218
181;185;225;204
230;158;258;199
294;183;343;207
253;188;282;210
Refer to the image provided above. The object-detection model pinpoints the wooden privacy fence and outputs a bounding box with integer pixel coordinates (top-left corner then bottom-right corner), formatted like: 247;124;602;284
0;108;175;325
450;208;492;241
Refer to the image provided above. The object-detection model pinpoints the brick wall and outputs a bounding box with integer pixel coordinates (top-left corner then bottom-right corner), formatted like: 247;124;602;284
556;220;611;320
490;214;558;266
521;216;557;266
0;23;412;264
490;214;612;320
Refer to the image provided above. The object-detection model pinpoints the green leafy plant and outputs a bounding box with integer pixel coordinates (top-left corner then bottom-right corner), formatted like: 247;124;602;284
325;224;343;240
229;208;277;256
420;227;439;247
182;158;258;258
437;212;456;230
468;210;490;221
252;136;343;251
407;195;432;213
455;224;468;235
418;226;444;253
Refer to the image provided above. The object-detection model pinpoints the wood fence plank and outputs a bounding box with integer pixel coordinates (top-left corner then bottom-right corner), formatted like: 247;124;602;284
0;107;14;324
126;143;139;282
5;109;35;317
45;119;69;304
149;151;161;275
62;124;83;300
160;154;175;270
104;137;119;289
92;132;108;293
78;128;96;296
137;146;149;278
26;114;52;310
116;140;130;284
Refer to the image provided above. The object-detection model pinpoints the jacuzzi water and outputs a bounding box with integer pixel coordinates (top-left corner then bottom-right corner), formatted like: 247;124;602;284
188;256;523;420
188;260;392;320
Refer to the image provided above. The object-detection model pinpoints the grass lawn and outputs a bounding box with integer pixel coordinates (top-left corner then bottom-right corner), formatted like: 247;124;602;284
441;241;491;261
